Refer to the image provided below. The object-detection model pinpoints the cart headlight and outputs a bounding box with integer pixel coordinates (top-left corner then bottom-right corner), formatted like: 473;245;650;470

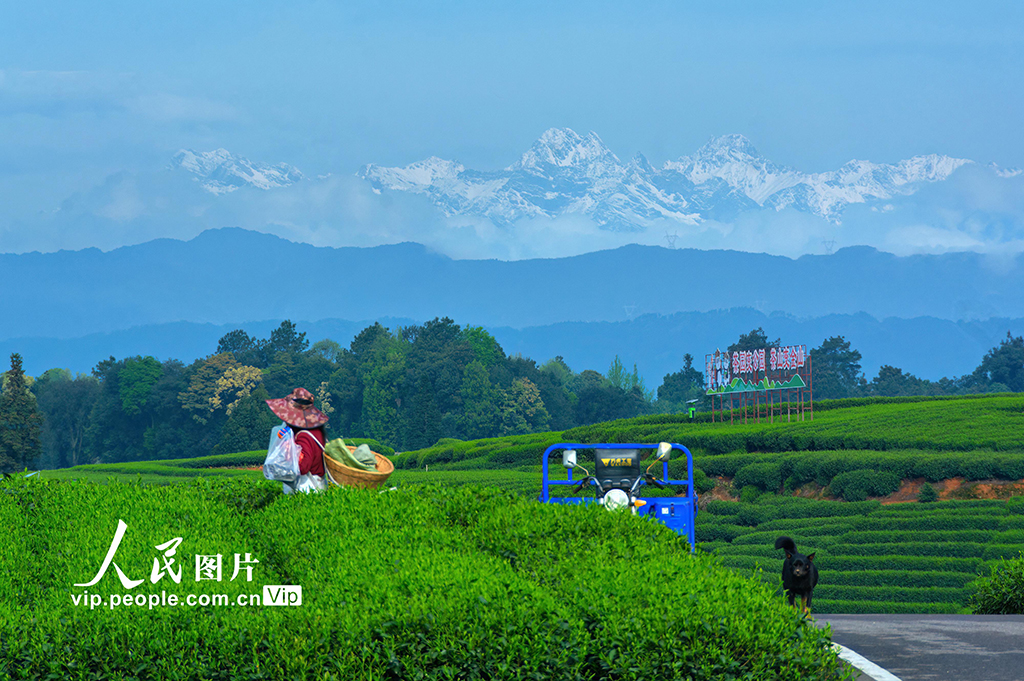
602;489;630;512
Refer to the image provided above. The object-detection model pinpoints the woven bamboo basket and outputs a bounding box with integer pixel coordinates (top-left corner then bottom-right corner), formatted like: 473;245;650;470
323;446;394;489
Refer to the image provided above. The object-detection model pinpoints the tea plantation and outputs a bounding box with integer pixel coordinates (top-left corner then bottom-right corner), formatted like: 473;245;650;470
0;477;846;680
31;394;1024;616
698;496;1024;613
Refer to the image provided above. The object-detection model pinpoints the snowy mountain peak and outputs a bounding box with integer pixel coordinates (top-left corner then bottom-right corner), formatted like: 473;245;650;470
695;133;761;159
171;148;304;195
358;130;978;229
509;127;620;174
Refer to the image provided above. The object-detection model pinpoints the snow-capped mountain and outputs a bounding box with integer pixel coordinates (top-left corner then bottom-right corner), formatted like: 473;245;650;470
171;149;304;195
359;128;973;229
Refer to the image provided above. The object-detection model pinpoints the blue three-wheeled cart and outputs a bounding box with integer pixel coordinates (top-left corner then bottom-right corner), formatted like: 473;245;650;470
538;442;698;551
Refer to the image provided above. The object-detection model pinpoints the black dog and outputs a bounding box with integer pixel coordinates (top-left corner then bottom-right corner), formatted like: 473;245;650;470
775;536;818;612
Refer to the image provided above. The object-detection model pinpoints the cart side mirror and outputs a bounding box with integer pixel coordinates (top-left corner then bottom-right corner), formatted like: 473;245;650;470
656;442;672;462
562;449;577;469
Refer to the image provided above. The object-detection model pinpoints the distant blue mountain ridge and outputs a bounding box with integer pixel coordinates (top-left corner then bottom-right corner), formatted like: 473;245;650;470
3;227;1023;382
3;311;1023;388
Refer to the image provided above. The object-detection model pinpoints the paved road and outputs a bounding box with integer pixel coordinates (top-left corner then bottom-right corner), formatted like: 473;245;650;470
816;615;1024;681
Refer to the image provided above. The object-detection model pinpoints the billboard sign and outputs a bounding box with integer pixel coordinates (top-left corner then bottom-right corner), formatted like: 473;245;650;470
705;345;807;396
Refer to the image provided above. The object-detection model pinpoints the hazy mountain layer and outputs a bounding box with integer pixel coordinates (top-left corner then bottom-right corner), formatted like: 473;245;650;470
3;228;1024;344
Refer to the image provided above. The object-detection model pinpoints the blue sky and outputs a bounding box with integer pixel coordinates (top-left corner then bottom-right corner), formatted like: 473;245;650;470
2;1;1023;254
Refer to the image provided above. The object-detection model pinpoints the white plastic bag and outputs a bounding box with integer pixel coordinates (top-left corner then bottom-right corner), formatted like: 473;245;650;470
284;473;328;495
264;423;300;483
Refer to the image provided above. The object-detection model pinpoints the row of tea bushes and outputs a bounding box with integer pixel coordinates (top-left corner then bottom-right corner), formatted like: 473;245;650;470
698;497;1024;613
1;476;846;680
563;394;1024;455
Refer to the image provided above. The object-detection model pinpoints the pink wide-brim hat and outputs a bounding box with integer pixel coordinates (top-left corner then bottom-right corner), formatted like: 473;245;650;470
266;387;329;428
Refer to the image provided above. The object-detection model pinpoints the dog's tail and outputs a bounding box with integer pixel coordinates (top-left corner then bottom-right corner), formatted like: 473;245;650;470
775;536;797;553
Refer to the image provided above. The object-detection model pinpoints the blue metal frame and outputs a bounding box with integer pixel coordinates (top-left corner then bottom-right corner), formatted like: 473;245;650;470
538;442;698;551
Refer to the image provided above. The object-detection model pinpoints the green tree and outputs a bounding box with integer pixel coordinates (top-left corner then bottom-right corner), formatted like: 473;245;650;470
500;377;551;435
405;375;444;449
534;357;577;431
607;355;652;401
266;320;309;358
462;326;505;368
32;369;100;469
215;386;279;455
728;328;780;353
459;361;502;440
869;365;933;397
811;336;866;399
573;370;645;426
657;353;705;411
310;339;344;364
974;332;1024;392
0;353;42;473
119;356;163;416
359;336;406;446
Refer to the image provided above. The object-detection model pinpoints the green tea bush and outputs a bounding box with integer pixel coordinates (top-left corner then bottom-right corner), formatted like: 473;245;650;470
695;523;754;543
823;555;983;573
814;600;962;614
733;462;782;492
815;585;969;604
854;516;1002;531
0;477;847;680
828;469;901;502
739;485;761;504
917;482;938;502
826;570;974;589
981;544;1024;561
840;530;994;545
968;552;1024;614
837;542;988;558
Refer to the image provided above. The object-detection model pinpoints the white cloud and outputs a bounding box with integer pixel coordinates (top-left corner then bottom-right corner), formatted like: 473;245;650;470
128;93;237;123
0;69;236;124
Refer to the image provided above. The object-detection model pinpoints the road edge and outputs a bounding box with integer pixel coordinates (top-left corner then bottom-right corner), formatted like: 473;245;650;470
833;643;903;681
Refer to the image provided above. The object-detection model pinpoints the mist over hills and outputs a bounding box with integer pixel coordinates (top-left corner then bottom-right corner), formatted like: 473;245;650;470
7;128;1023;261
2;228;1023;342
4;228;1024;382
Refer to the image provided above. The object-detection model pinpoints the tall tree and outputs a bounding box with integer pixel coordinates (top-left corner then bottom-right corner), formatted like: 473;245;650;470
974;332;1024;392
178;353;262;424
215;386;279;455
405;375;444;449
462;326;505;368
657;353;705;411
358;335;406;446
216;330;260;363
33;369;100;469
0;353;42;473
728;328;781;352
500;377;551;435
811;336;866;399
869;365;936;397
458;361;501;440
266;320;309;358
119;356;163;416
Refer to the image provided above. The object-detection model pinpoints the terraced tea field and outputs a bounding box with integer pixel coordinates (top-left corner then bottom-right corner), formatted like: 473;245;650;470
698;497;1024;613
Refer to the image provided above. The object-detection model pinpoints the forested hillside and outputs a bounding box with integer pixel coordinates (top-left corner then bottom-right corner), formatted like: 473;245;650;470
3;318;1023;472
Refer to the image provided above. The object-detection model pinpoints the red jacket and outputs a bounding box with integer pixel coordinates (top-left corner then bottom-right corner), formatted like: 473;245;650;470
294;428;326;477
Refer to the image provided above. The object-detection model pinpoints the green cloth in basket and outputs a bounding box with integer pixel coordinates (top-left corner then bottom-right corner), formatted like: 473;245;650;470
325;438;378;472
